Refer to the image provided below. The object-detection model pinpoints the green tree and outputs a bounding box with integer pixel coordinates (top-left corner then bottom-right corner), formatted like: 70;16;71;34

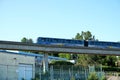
75;31;94;40
74;31;117;67
105;56;117;66
83;31;92;40
75;33;83;40
59;53;71;60
28;38;33;43
21;37;33;43
74;31;96;66
77;54;95;66
21;37;28;43
21;37;34;52
59;31;96;61
91;55;117;67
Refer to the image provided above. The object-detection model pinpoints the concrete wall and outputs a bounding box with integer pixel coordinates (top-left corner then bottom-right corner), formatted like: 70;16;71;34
0;52;35;80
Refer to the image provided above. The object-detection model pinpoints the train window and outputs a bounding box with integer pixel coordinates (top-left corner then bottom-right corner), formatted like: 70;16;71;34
78;41;82;44
69;40;72;43
111;43;114;46
96;42;99;45
42;38;46;42
102;42;106;45
70;40;73;44
99;42;102;45
71;40;75;44
99;42;103;45
52;39;56;42
46;38;48;42
107;42;110;46
66;40;70;43
58;39;61;43
96;42;100;45
115;43;118;46
54;39;58;42
38;38;41;41
50;39;54;42
47;39;50;42
112;43;117;46
60;39;63;43
74;40;78;44
70;40;74;43
89;41;94;45
116;43;119;46
61;39;66;43
60;39;64;43
107;42;113;46
93;41;96;45
100;42;105;46
65;40;69;43
48;38;52;42
118;43;120;47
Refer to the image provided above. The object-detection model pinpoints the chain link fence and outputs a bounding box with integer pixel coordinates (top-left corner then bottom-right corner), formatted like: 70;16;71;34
0;64;104;80
35;65;104;80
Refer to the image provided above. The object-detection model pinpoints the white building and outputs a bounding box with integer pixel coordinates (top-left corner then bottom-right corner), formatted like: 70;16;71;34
0;50;67;80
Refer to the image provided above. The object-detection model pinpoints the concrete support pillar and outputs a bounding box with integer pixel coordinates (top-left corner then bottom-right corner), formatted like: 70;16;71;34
43;53;48;73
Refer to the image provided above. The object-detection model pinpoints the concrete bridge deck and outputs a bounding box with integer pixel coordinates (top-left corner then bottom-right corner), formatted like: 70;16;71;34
0;40;120;72
0;40;120;55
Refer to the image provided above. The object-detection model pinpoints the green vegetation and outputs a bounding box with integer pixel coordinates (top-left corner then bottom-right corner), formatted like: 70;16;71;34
58;53;71;60
50;60;74;65
102;66;120;72
88;72;99;80
21;37;33;43
73;31;97;66
87;72;106;80
72;31;118;68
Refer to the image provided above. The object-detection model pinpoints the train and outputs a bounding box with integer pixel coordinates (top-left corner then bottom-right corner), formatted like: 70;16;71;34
37;37;120;49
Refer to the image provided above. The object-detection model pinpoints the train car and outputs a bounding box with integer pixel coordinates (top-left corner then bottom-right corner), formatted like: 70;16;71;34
37;37;85;47
88;40;120;49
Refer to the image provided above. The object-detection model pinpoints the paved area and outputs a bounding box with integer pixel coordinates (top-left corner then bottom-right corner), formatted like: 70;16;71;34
107;76;120;80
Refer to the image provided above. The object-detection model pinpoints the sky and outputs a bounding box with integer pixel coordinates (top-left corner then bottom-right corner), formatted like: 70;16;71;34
0;0;120;42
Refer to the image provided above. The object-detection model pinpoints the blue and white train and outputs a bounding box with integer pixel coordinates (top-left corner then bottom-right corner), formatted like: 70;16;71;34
37;37;85;47
37;37;120;49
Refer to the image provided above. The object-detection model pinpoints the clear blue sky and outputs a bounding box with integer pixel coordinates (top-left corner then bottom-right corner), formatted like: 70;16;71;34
0;0;120;42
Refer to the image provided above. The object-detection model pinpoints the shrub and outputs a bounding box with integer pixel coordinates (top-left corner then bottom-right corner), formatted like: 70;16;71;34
88;72;99;80
50;60;74;65
100;76;107;80
102;66;120;72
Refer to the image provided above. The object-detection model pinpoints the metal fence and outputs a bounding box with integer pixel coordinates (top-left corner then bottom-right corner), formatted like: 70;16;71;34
35;65;104;80
0;64;104;80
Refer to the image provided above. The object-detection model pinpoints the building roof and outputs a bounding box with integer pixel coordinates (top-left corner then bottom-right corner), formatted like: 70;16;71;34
0;50;67;60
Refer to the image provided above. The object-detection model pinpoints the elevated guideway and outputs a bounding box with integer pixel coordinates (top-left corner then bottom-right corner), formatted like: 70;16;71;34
0;40;120;55
0;40;120;72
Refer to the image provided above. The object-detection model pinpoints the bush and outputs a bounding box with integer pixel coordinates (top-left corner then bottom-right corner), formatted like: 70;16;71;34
50;60;74;65
100;76;107;80
102;66;120;72
118;73;120;76
88;72;99;80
